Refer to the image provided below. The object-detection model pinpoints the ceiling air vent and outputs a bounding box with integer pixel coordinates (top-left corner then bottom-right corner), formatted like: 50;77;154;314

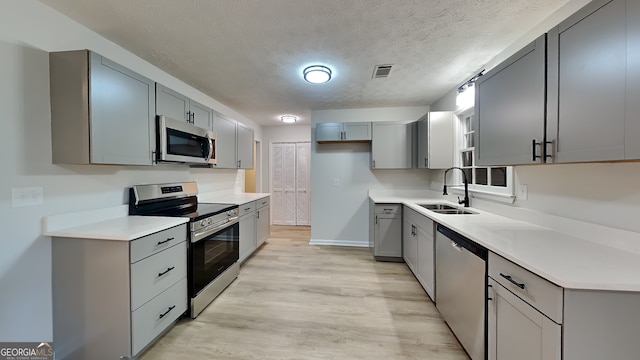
372;64;393;79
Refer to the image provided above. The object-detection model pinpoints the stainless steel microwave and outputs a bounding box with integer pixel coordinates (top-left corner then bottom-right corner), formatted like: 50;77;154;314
157;115;216;165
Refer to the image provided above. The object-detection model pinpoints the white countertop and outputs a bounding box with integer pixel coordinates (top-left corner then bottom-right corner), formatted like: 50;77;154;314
43;205;188;241
198;192;270;205
370;194;640;292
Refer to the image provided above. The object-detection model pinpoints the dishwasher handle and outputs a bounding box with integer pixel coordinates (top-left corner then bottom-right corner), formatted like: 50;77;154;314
437;224;487;260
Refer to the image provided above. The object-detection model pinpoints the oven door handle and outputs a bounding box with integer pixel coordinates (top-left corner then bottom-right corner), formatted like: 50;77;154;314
192;217;239;243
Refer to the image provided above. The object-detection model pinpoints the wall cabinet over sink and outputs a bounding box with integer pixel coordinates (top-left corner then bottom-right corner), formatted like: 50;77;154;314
475;0;640;166
50;50;156;165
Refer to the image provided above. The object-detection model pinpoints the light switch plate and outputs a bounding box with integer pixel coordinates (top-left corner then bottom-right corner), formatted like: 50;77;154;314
333;178;340;187
12;187;44;207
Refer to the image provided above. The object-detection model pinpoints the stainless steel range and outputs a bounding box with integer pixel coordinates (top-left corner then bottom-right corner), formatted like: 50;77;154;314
129;182;239;318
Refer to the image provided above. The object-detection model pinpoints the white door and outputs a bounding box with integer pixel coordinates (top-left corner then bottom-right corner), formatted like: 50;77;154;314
295;142;310;226
282;143;297;226
271;144;284;225
271;141;311;226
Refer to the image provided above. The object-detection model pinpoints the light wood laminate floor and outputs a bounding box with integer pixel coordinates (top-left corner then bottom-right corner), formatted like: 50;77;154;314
140;226;469;360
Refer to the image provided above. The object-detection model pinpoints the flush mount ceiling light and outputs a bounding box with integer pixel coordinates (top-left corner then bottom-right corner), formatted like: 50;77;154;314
281;115;298;123
303;65;332;84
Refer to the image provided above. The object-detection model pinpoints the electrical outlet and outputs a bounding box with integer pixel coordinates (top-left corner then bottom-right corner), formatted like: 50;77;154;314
12;187;44;207
518;184;528;201
333;178;340;187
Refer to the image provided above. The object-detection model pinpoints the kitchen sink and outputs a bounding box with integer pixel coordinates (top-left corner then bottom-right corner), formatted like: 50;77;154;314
417;204;477;215
418;204;459;211
431;209;477;215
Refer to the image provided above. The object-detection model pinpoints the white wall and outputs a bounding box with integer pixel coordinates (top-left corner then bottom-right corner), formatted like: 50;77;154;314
310;106;430;245
261;125;311;193
0;1;262;341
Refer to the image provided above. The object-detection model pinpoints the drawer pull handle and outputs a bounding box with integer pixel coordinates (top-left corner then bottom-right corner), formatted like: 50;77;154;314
157;237;174;245
158;266;175;277
383;208;394;211
500;273;525;289
158;305;176;319
245;207;252;211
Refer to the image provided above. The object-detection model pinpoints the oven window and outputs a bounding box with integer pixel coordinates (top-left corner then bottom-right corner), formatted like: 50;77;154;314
167;128;205;158
190;223;239;296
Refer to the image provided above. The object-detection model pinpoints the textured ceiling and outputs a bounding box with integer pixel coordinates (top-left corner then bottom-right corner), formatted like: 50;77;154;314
40;0;569;126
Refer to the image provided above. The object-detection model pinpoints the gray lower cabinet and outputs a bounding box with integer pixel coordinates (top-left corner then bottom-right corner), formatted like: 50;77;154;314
239;197;270;264
488;251;640;360
212;112;255;169
239;202;257;264
156;84;213;130
475;34;546;166
402;217;418;274
315;122;372;142
371;122;414;169
52;224;188;360
488;252;562;360
50;50;155;165
256;197;271;247
403;206;435;301
372;204;402;260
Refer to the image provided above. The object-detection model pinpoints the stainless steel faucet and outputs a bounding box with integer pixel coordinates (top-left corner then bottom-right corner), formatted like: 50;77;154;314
443;167;470;207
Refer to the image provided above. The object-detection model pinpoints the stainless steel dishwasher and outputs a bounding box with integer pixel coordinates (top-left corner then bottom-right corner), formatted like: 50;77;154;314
436;224;487;360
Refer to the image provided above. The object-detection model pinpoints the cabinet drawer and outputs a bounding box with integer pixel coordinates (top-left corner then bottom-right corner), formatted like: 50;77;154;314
131;278;187;356
239;201;256;216
131;242;187;310
375;204;401;216
130;224;187;263
489;252;563;323
256;196;270;209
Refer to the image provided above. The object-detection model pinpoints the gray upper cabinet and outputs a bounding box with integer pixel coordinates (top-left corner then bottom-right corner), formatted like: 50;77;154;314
416;115;429;169
212;112;254;169
156;84;213;130
50;50;155;165
547;0;626;163
315;122;371;142
417;112;455;169
475;34;547;166
237;122;255;169
371;122;414;169
213;113;238;168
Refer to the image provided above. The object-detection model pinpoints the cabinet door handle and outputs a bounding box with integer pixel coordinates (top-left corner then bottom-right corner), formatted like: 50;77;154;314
544;140;553;161
238;160;241;168
156;237;174;246
191;112;195;123
186;111;191;123
424;158;427;167
158;305;176;319
375;215;378;224
158;266;175;277
532;139;541;161
500;273;525;289
372;160;376;168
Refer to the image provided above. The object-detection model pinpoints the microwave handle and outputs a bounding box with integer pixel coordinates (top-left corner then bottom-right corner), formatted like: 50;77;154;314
205;134;214;162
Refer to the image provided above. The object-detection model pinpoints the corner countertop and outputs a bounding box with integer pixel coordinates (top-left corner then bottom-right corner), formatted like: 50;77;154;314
198;192;270;205
370;194;640;292
43;205;188;241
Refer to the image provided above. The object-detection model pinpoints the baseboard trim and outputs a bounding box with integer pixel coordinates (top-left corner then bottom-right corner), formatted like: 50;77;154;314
309;239;369;248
